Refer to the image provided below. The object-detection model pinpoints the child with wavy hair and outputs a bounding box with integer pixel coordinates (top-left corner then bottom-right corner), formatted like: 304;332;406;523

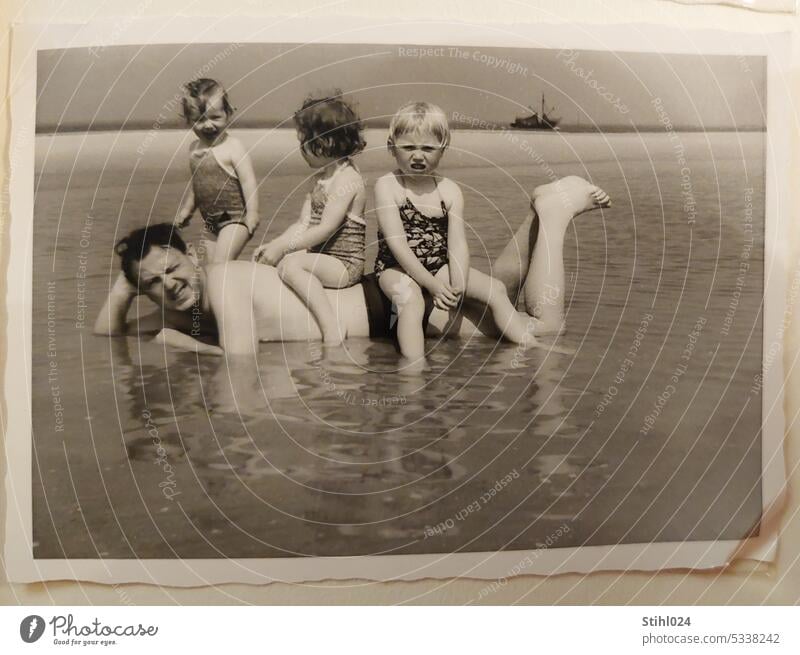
254;92;367;345
175;78;259;262
374;101;538;364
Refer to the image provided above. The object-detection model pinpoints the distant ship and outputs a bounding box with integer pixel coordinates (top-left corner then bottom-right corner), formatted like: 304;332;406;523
510;93;560;131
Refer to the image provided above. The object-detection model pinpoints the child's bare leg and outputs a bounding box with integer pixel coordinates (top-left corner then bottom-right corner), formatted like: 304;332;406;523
523;177;610;331
195;236;217;266
461;267;537;347
212;223;250;262
277;253;350;344
379;269;427;363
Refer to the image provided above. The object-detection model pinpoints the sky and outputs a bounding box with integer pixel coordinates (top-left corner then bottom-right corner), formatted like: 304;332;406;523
35;42;766;132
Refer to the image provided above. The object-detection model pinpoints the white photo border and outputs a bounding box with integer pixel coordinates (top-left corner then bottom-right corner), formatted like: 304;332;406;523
3;16;791;585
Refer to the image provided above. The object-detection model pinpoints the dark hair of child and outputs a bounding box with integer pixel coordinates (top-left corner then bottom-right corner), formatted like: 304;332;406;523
181;78;234;124
293;92;366;159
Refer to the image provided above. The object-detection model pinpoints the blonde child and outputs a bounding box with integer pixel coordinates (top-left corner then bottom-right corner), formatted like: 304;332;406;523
175;78;259;262
253;93;367;345
374;101;538;363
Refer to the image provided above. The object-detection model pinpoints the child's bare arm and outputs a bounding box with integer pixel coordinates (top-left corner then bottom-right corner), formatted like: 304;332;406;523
229;138;260;236
253;194;312;265
286;170;362;252
175;177;196;227
375;175;458;308
443;181;469;294
276;193;312;245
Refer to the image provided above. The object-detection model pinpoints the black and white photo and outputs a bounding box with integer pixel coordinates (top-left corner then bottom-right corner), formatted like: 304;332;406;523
4;18;790;585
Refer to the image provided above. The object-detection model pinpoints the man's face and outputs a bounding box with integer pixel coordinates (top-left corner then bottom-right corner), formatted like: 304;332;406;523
132;246;203;311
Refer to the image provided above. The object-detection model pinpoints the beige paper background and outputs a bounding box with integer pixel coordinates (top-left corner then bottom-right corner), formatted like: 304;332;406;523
1;0;798;604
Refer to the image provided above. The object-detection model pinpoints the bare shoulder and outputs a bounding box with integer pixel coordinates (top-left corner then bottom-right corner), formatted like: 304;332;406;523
332;164;365;194
218;135;246;160
223;135;245;153
340;164;366;186
374;171;403;201
437;176;463;204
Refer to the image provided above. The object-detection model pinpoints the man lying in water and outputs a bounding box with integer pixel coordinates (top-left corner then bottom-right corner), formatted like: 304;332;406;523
94;176;610;357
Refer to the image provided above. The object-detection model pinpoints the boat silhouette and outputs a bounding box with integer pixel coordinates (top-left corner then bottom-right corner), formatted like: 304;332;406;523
510;93;560;131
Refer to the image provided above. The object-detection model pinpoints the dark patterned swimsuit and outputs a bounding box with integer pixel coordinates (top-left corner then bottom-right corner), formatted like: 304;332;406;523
374;180;449;277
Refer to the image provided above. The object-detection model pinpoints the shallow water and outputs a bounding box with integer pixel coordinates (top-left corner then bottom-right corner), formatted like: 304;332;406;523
32;128;764;558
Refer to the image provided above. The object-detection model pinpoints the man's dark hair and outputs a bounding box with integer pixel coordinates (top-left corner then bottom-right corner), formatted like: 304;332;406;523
115;223;188;285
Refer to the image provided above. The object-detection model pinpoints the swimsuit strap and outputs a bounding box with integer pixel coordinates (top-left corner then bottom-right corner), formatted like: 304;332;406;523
399;174;448;217
398;171;416;206
434;178;448;217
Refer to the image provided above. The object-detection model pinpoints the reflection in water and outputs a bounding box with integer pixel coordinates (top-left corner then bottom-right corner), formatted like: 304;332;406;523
116;332;589;529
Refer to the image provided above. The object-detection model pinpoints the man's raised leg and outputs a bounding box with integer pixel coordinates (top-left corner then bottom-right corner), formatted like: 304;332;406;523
492;176;610;334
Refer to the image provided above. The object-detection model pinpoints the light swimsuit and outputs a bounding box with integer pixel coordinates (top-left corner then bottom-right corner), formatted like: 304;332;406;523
306;161;366;286
374;177;449;277
189;143;250;237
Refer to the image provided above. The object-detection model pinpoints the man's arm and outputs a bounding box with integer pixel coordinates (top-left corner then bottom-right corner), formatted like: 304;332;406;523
94;272;198;336
154;328;223;355
93;272;138;336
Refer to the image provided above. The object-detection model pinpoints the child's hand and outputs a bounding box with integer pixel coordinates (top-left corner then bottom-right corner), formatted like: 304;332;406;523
426;278;460;310
245;214;259;236
252;241;285;266
174;214;191;229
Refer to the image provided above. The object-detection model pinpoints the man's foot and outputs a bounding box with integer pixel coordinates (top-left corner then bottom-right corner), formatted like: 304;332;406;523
519;312;566;337
531;176;611;223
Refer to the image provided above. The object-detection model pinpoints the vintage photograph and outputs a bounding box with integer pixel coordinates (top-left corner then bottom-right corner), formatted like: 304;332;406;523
4;20;789;583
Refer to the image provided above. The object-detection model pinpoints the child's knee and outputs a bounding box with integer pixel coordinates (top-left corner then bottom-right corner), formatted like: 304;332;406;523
277;258;296;279
382;274;421;308
395;284;424;311
399;293;425;317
